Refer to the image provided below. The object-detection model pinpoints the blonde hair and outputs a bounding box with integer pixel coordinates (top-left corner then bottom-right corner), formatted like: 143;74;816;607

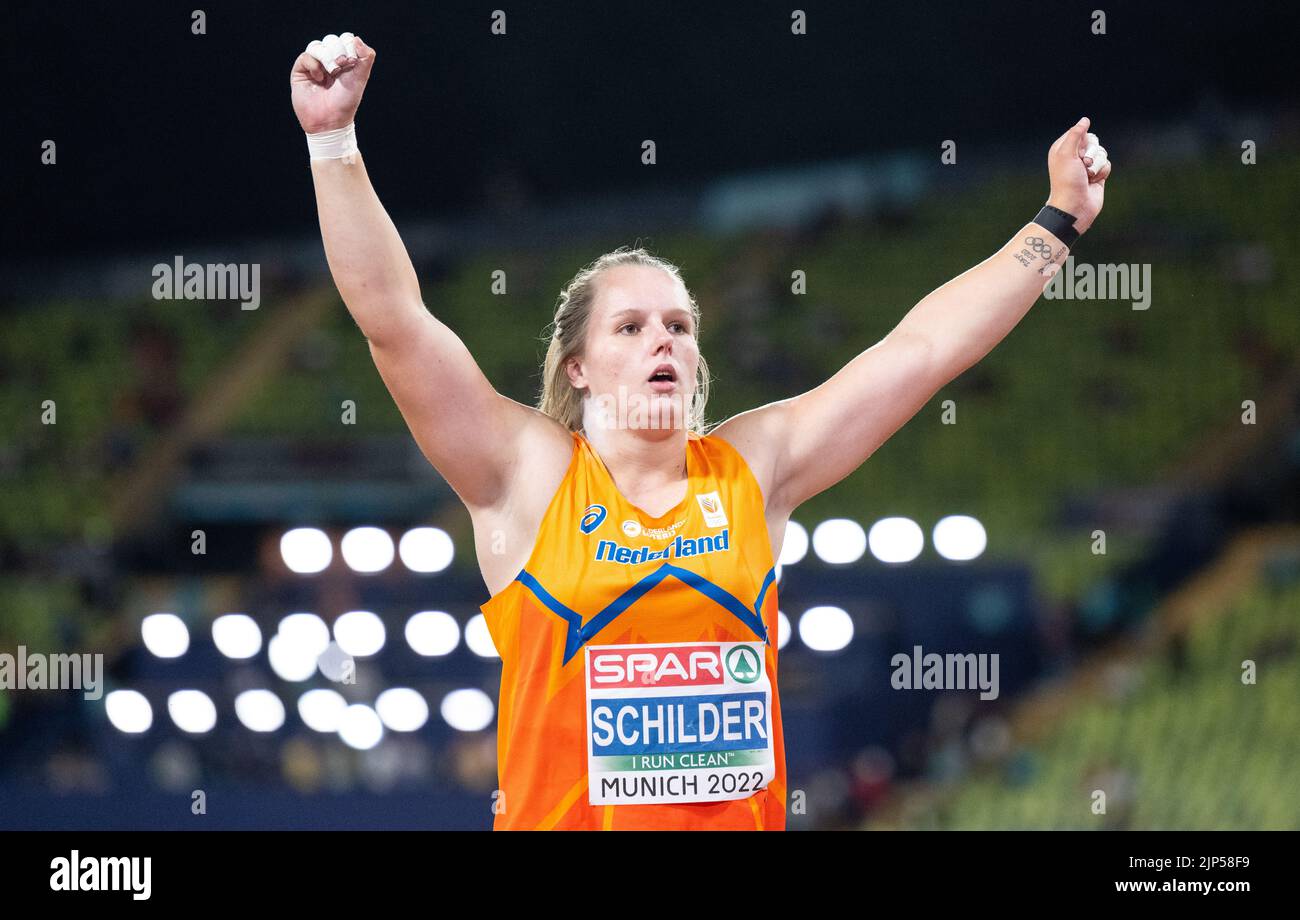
538;247;712;433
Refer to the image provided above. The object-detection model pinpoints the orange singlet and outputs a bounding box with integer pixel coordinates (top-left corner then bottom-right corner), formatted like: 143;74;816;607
480;429;787;830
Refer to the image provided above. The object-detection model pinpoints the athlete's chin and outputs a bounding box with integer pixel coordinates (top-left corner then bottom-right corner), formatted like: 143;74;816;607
652;392;690;421
586;385;693;431
623;396;683;432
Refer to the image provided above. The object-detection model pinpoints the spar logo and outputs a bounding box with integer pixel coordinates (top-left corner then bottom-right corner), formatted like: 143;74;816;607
579;503;608;534
590;644;725;689
725;646;761;683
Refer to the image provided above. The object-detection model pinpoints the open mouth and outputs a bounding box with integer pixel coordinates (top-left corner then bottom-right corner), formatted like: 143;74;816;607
648;364;678;384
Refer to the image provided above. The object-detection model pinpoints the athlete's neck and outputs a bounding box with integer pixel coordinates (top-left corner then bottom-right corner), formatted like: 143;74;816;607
580;398;689;496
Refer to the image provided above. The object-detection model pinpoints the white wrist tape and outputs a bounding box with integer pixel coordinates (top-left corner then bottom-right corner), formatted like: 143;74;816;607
306;123;358;160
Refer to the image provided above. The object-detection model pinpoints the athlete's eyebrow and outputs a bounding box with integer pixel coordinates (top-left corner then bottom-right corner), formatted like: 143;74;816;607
609;307;692;322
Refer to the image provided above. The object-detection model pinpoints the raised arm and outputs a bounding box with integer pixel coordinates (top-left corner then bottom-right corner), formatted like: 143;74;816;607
715;117;1113;516
291;33;566;510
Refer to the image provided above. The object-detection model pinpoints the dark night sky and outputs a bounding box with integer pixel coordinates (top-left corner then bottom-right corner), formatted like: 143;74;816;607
4;0;1296;261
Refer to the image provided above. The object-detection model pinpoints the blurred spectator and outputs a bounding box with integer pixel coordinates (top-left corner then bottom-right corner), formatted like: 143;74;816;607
104;316;182;472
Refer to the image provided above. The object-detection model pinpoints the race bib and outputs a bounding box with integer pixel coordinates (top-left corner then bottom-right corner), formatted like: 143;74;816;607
585;641;775;806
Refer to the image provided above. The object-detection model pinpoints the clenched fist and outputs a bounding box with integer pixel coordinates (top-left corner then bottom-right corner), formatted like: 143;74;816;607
1045;117;1113;234
290;32;377;134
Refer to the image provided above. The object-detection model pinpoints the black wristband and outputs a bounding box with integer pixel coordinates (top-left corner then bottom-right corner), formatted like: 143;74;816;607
1032;204;1081;247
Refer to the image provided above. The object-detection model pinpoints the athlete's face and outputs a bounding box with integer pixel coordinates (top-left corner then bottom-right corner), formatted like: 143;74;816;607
567;264;699;431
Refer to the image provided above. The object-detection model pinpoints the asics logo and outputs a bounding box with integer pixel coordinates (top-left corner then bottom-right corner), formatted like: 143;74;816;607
580;504;608;534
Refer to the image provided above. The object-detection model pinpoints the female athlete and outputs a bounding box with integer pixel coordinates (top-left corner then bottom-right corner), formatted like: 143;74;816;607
290;31;1111;830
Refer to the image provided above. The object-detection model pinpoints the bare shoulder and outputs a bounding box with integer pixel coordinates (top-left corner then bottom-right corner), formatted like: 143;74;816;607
480;400;576;516
708;399;793;515
467;403;577;596
710;404;798;564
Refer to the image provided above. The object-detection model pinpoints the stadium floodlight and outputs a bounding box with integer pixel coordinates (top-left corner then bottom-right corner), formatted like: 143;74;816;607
798;605;855;652
104;689;153;734
333;610;386;657
811;518;867;564
338;703;384;750
440;688;495;732
280;527;332;574
268;632;319;682
777;611;792;650
277;613;330;658
141;613;190;658
868;516;924;564
167;689;217;734
340;526;395;574
375;688;430;732
398;527;455;573
212;614;262;659
234;689;286;732
298;688;348;733
932;514;987;561
463;614;499;659
778;520;809;565
405;610;460;657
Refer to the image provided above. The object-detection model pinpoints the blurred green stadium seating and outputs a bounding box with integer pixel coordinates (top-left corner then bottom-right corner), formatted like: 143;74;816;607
0;298;271;650
0;297;270;546
889;548;1300;829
